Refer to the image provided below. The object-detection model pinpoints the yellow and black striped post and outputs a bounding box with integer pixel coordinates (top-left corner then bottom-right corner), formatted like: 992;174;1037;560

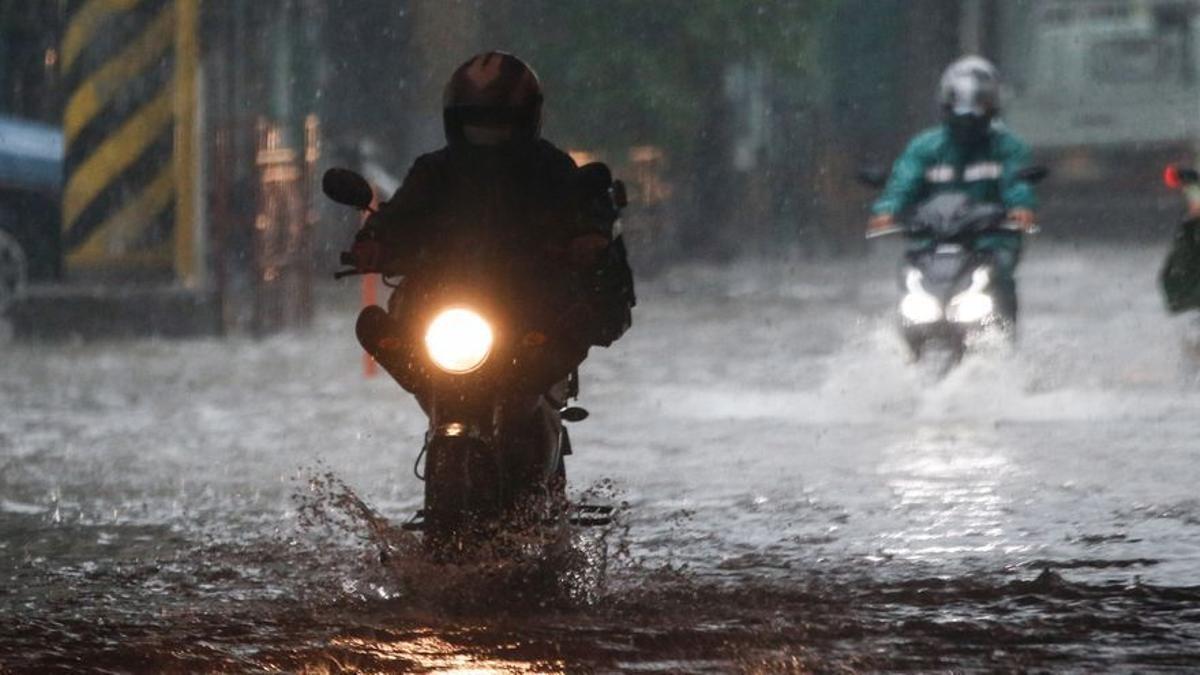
60;0;199;284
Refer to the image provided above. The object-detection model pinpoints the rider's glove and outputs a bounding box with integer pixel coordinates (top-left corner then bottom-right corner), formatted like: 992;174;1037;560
350;237;382;272
867;213;895;235
1007;208;1037;232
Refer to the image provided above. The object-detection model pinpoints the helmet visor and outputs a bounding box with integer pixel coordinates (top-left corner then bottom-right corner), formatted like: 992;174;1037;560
450;102;540;127
951;101;988;117
462;125;513;145
947;111;992;146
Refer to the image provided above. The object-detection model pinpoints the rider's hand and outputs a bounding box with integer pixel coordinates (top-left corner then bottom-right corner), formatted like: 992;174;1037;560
867;213;895;235
350;238;382;271
1008;208;1037;232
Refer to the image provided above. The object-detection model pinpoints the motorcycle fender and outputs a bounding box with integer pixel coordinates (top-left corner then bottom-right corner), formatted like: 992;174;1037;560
423;434;505;526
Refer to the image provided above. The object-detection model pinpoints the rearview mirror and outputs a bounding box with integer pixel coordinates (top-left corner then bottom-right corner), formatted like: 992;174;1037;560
1015;165;1049;184
561;406;590;423
578;162;613;189
322;168;374;210
856;166;889;189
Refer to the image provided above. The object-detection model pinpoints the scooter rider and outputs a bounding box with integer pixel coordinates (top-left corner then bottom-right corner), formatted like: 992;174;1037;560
867;56;1037;308
350;51;634;409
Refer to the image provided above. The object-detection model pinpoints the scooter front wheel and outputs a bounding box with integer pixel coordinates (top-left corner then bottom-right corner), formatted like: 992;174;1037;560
908;332;964;381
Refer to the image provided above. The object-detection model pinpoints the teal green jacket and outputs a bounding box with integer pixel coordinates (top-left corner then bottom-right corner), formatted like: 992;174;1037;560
872;124;1037;216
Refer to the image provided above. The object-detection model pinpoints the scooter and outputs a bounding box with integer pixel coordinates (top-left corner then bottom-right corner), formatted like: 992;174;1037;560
860;166;1047;375
322;168;616;557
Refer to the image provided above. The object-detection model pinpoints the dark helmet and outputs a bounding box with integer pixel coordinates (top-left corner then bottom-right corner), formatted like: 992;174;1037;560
938;56;999;147
443;51;543;146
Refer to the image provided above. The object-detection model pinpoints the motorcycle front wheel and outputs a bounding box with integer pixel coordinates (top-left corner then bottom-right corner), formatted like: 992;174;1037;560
422;436;504;557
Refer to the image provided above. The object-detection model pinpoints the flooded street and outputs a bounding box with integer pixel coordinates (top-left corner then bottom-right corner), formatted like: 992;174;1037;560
4;242;1200;672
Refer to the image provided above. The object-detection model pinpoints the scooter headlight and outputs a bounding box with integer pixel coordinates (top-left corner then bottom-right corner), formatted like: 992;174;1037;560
900;292;943;324
424;308;494;374
900;269;942;324
947;291;994;323
946;267;995;323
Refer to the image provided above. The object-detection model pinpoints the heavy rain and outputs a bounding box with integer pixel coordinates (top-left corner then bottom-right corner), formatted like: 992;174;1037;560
4;1;1200;672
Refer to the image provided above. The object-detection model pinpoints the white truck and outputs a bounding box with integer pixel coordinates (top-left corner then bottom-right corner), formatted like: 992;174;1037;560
995;0;1200;233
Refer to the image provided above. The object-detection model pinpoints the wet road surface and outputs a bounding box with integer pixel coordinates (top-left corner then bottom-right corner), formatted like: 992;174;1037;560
4;243;1200;672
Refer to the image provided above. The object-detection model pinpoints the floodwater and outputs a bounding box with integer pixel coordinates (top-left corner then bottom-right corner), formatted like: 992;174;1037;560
4;242;1200;672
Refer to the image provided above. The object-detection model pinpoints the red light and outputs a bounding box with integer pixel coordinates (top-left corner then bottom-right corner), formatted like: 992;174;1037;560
1165;164;1183;190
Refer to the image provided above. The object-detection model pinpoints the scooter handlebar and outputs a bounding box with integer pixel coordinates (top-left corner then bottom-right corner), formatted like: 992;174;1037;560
865;225;906;239
998;220;1040;234
866;221;1039;240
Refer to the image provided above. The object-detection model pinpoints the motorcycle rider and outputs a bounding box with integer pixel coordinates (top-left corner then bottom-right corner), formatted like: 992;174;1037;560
349;51;633;411
1162;168;1200;314
867;56;1037;310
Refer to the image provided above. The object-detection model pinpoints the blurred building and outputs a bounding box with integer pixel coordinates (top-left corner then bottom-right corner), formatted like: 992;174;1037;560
994;0;1200;237
3;0;431;338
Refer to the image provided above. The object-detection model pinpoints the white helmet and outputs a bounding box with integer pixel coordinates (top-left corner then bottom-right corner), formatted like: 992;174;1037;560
938;56;999;116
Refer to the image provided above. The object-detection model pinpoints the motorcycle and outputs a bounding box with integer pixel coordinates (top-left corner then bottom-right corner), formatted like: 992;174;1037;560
322;167;622;557
860;166;1047;375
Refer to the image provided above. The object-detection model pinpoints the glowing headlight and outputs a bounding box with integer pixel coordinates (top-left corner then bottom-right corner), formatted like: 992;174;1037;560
424;308;494;374
946;267;994;323
947;292;994;323
900;292;942;324
900;269;942;324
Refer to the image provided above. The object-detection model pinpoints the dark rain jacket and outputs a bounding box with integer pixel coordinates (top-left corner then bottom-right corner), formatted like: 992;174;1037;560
872;124;1037;217
364;138;633;347
368;140;605;265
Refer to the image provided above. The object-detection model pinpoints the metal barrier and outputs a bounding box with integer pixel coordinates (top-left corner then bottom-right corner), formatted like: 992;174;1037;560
60;0;198;282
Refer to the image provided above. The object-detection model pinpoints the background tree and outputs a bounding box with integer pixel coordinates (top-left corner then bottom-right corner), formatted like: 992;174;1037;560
479;0;840;259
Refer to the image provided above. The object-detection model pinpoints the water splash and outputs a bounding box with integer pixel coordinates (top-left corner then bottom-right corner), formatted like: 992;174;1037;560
291;464;626;612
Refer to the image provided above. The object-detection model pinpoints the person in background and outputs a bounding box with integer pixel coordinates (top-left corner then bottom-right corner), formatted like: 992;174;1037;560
867;56;1037;304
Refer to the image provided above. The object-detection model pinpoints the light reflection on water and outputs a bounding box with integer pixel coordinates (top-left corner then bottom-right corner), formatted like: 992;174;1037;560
879;426;1028;560
321;634;564;675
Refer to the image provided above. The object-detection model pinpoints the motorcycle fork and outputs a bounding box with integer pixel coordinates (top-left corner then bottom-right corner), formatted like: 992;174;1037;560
418;389;507;537
425;385;505;481
421;392;565;540
423;389;552;504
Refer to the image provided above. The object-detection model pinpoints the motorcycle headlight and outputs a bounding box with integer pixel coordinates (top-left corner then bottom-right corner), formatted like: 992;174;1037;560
900;269;942;324
424;308;494;374
946;267;994;323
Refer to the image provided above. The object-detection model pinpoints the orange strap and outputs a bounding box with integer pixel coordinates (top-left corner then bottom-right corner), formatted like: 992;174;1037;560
362;274;378;378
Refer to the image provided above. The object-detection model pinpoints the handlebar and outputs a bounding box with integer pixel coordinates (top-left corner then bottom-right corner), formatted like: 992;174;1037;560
865;220;1038;240
865;225;906;239
334;250;372;279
